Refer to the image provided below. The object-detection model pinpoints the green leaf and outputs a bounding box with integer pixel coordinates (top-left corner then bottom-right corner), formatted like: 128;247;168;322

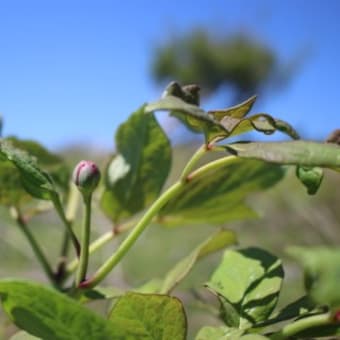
209;95;257;120
287;247;340;308
0;280;121;340
296;166;324;195
108;292;187;340
225;141;340;168
160;229;237;294
159;159;284;225
255;296;314;327
100;105;171;222
6;137;70;191
0;140;58;200
147;93;297;143
206;247;284;327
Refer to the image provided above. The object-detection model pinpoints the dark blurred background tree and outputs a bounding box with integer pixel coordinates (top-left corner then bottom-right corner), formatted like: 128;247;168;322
151;29;298;103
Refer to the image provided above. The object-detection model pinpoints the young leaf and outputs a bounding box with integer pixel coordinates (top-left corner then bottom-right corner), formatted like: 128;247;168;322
160;229;237;294
101;105;171;222
209;95;257;120
225;141;340;168
206;247;284;327
296;166;324;195
0;280;121;340
158;159;284;226
108;292;187;340
287;247;340;308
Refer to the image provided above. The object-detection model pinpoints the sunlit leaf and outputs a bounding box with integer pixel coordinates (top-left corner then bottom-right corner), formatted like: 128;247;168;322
108;292;187;340
209;95;257;120
206;247;284;327
100;105;171;222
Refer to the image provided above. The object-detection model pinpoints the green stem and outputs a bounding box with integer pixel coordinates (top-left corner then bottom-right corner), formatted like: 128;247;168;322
67;230;114;274
80;154;239;289
52;194;80;257
180;144;208;180
76;194;92;286
180;144;226;180
10;207;56;285
55;184;81;282
81;181;183;289
65;219;136;276
271;313;332;339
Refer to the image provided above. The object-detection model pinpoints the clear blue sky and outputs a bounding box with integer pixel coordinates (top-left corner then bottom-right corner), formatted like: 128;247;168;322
1;0;339;151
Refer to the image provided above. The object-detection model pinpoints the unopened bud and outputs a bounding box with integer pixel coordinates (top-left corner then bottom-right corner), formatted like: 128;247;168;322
72;160;100;196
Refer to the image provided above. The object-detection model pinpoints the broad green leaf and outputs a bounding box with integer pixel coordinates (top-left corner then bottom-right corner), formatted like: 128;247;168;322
159;159;284;225
101;105;171;222
225;141;340;168
160;229;237;294
0;280;122;340
109;292;187;340
206;247;284;327
287;247;340;307
296;166;324;195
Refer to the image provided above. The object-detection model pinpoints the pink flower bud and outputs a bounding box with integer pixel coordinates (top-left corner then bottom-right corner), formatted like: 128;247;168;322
72;160;100;196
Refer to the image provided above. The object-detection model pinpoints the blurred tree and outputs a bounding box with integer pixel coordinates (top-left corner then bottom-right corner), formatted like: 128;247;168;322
152;30;294;103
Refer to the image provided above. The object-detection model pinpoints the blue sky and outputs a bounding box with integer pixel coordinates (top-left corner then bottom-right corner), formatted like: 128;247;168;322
1;0;339;151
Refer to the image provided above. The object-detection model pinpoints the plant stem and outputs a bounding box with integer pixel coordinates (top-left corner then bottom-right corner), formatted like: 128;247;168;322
271;313;332;339
55;184;81;282
79;154;239;289
75;194;92;286
52;193;80;257
180;144;208;180
10;207;56;285
180;144;226;180
81;181;183;289
67;230;114;274
65;219;135;276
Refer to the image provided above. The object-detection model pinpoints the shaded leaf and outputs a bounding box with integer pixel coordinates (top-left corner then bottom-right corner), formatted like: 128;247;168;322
255;296;314;327
160;229;237;294
287;247;340;308
0;280;121;340
159;159;284;226
108;292;187;340
226;141;340;168
206;247;284;327
100;106;171;222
